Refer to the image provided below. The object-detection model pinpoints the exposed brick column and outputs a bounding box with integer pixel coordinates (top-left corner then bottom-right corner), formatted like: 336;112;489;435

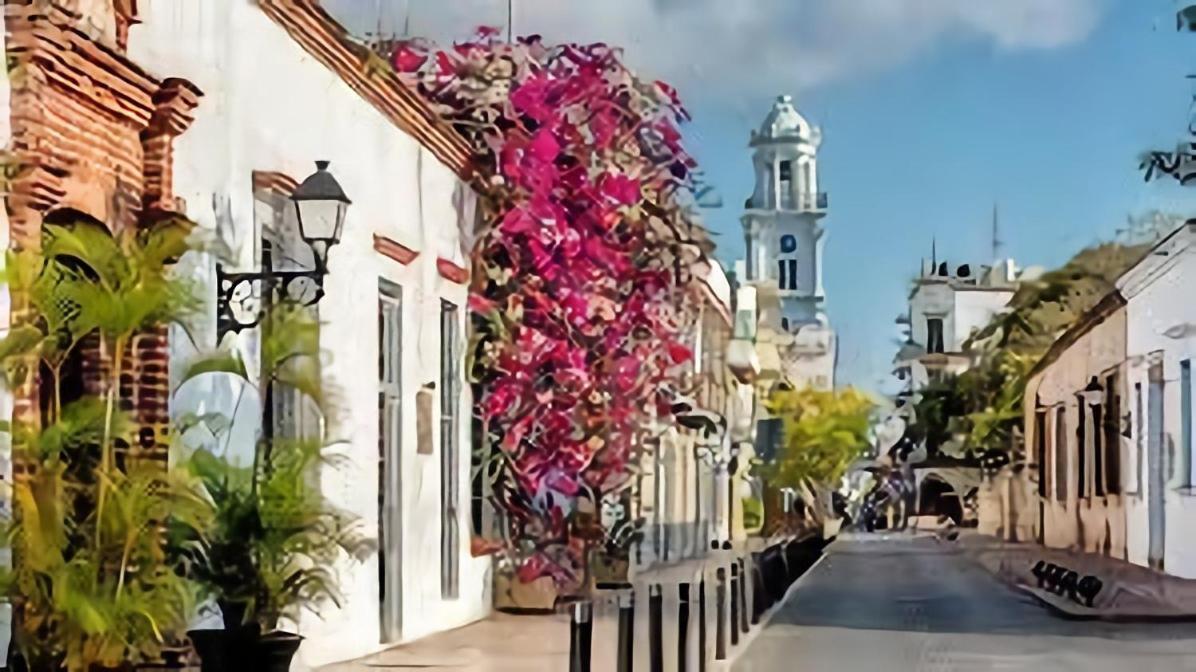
141;77;202;218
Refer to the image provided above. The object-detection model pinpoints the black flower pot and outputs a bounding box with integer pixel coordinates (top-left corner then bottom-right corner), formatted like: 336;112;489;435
254;632;303;672
188;622;261;672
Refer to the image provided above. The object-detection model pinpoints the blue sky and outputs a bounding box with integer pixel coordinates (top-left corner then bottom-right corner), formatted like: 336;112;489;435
331;0;1196;393
688;1;1196;392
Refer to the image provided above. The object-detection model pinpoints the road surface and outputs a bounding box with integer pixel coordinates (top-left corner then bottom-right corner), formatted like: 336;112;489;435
734;534;1196;671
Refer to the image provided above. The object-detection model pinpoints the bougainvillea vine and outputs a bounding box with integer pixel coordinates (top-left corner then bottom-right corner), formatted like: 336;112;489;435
389;31;711;588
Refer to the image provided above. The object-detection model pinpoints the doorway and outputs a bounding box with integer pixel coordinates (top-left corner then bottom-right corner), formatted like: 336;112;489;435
378;282;403;642
1148;362;1166;571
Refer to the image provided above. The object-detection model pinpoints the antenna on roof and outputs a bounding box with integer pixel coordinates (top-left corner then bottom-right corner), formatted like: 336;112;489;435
931;236;937;271
991;202;1003;261
508;0;514;42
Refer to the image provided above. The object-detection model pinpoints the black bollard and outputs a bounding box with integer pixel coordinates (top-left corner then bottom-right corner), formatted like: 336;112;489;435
729;564;740;647
678;583;691;672
715;568;727;660
617;592;634;672
649;584;663;672
1032;560;1048;587
569;600;593;672
739;558;750;634
1076;576;1103;608
1059;570;1080;600
698;578;708;672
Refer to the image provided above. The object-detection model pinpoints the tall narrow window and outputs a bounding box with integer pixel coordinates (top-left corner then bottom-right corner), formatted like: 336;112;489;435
1077;401;1087;499
1035;409;1047;499
786;259;798;290
778;160;793;209
1092;403;1104;498
1055;407;1067;501
378;283;403;642
926;318;945;354
440;300;461;598
1183;359;1192;487
777;260;786;289
1104;374;1120;495
1135;382;1144;494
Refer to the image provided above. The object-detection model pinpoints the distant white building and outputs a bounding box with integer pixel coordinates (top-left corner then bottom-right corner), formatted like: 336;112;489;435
740;95;836;391
894;256;1031;394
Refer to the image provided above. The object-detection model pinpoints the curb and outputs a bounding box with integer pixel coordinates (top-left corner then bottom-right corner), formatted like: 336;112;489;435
710;542;833;671
1016;585;1196;623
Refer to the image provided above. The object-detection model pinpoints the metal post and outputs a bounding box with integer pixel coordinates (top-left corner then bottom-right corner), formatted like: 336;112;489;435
618;592;634;672
678;583;691;672
649;584;664;672
698;578;708;672
739;558;750;634
715;568;727;660
569;600;593;672
729;564;740;646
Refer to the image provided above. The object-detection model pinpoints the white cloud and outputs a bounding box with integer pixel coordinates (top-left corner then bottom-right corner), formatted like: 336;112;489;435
325;0;1106;102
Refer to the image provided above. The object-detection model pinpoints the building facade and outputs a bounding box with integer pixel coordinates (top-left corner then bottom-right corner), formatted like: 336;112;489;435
637;258;750;566
1024;221;1196;577
895;258;1023;394
1024;294;1128;556
125;1;488;666
1118;220;1196;577
741;95;835;391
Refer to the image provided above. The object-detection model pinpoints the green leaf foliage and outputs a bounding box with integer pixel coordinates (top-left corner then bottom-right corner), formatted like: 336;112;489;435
762;387;875;490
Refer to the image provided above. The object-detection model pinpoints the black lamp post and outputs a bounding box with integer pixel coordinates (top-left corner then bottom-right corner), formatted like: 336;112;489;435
215;161;351;340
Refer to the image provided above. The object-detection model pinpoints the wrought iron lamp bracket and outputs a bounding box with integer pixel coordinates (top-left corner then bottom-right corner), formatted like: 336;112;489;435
215;262;326;340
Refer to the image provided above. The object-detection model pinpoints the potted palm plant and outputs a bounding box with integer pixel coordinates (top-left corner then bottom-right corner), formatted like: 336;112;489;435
174;306;372;672
0;219;215;671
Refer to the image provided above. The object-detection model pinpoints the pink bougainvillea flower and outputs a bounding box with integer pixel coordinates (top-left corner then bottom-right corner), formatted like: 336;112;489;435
392;44;427;73
390;31;704;589
468;294;498;314
599;173;642;206
668;342;692;364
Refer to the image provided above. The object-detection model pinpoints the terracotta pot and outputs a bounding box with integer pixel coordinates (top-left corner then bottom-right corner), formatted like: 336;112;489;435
493;572;559;613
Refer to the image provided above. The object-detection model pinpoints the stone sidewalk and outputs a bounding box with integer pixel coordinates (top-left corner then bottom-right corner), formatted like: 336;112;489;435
317;537;797;671
959;531;1196;621
317;612;579;672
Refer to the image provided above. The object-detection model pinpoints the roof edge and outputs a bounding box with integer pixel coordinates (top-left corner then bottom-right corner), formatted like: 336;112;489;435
256;0;473;180
1026;290;1126;384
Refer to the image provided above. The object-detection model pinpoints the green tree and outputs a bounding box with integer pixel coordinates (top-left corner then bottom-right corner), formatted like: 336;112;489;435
762;387;875;524
0;218;211;672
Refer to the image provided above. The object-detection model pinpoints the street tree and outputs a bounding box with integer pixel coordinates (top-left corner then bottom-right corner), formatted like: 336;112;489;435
762;387;875;527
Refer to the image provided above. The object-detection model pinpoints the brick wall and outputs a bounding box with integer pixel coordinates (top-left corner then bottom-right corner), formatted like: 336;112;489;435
4;2;199;471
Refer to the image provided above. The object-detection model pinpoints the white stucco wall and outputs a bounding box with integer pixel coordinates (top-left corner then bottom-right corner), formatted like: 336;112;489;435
1121;226;1196;578
952;288;1014;352
129;3;489;667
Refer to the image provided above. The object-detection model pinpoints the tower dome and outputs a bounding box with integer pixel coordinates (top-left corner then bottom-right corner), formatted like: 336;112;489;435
752;95;813;144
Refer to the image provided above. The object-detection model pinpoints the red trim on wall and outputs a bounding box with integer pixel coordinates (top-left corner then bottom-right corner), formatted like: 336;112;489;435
437;257;469;284
373;234;420;265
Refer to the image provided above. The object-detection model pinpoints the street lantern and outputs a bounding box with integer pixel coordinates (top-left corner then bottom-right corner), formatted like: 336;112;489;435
1079;377;1104;406
291;160;351;270
215;160;351;340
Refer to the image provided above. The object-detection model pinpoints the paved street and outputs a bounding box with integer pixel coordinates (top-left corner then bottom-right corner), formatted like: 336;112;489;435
734;535;1196;671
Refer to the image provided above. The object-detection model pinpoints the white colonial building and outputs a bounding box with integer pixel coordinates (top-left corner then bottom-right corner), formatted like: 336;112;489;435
895;256;1031;394
129;2;489;667
740;95;836;391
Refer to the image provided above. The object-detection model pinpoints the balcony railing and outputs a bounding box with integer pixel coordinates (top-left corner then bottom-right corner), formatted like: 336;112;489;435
778;192;828;212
